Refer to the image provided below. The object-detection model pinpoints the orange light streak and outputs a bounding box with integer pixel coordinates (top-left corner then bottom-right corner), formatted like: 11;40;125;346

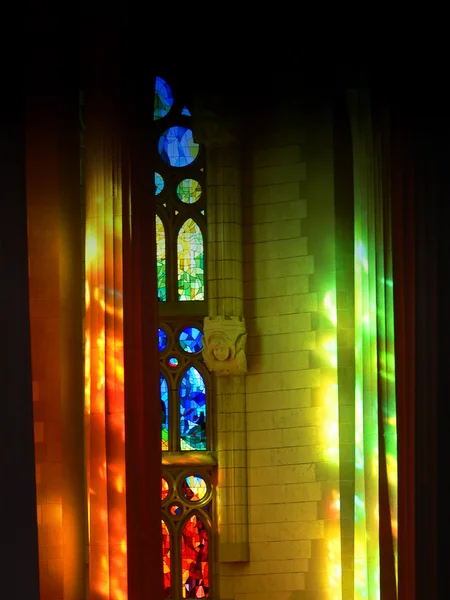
85;133;128;599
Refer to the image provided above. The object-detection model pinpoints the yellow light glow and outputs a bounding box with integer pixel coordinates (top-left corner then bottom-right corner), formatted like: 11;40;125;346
86;233;98;263
321;290;341;599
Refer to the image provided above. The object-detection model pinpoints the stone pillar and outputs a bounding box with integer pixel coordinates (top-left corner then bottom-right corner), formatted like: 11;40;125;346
0;84;40;599
59;89;87;600
121;61;164;599
193;111;249;563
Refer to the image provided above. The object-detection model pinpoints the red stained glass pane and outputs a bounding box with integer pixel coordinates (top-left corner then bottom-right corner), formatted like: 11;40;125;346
161;478;169;501
181;514;209;598
162;520;171;598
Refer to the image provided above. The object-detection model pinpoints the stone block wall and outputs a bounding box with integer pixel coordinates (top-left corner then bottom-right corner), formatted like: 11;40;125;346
217;96;338;600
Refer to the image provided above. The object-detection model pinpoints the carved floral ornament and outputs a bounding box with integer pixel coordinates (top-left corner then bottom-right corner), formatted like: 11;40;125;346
202;316;247;375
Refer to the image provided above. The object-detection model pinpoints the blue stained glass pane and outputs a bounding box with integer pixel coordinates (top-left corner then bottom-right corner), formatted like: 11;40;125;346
160;374;169;451
154;76;173;120
158;328;167;352
179;327;203;353
181;106;191;116
158;126;199;168
155;172;164;195
179;367;206;451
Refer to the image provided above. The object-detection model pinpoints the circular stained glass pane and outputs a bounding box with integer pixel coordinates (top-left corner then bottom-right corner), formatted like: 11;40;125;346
154;76;173;120
158;328;168;352
155;172;164;195
161;478;169;501
182;475;208;502
179;327;203;354
169;504;182;516
176;178;202;204
158;126;199;167
168;357;179;368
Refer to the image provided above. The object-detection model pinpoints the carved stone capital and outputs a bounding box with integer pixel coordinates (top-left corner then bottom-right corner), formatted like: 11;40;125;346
192;108;239;149
202;316;247;375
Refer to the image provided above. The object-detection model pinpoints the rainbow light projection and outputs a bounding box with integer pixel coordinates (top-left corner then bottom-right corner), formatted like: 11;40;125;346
351;92;398;598
85;131;128;599
322;290;342;599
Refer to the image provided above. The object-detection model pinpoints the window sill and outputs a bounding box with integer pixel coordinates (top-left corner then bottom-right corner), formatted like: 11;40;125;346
162;451;217;467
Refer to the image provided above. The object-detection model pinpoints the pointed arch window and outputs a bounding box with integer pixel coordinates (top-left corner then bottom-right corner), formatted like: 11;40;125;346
181;513;210;598
154;75;205;308
159;322;210;453
161;472;213;599
153;75;215;598
156;215;167;302
177;219;204;302
162;519;172;597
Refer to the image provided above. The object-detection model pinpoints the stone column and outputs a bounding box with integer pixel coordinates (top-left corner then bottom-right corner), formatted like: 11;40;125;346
59;88;87;600
121;61;164;599
193;111;249;563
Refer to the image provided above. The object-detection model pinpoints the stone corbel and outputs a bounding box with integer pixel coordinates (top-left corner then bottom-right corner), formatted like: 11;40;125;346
202;316;247;375
191;107;239;149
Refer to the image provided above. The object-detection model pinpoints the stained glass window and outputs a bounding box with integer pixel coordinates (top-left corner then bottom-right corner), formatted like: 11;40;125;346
179;327;203;354
177;179;202;204
161;471;211;599
154;76;174;120
158;126;199;167
177;220;204;301
154;76;212;599
156;215;166;302
159;321;208;453
161;374;169;451
180;367;207;451
154;79;205;306
162;520;172;598
181;514;209;598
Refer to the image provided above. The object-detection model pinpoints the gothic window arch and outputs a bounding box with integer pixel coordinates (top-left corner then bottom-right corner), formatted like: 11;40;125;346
154;75;214;599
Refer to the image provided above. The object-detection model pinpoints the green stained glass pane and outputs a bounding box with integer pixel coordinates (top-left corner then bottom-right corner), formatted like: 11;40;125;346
177;219;204;301
176;178;202;204
156;215;166;301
